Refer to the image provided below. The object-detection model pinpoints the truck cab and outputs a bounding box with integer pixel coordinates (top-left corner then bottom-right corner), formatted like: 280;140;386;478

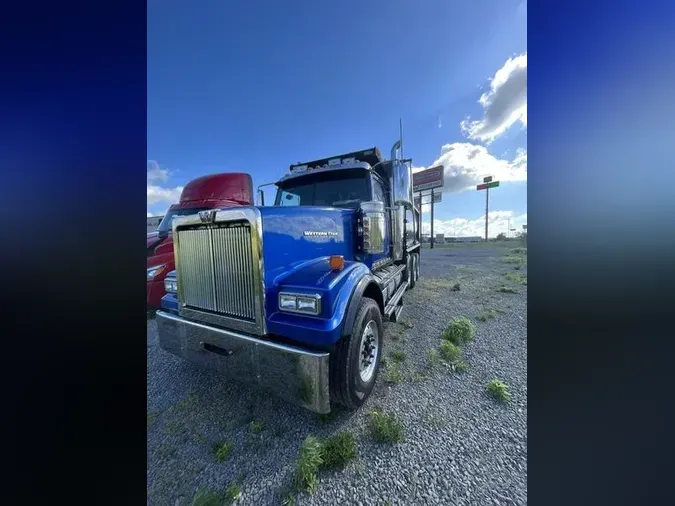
147;172;254;308
156;142;420;413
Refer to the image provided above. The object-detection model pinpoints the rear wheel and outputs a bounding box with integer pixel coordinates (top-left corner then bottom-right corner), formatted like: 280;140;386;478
330;297;383;409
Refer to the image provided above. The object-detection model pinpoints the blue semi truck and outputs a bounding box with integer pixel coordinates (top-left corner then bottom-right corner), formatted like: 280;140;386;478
156;141;421;413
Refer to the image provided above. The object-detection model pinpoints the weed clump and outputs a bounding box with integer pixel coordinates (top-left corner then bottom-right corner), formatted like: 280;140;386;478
293;432;358;493
486;379;510;402
212;441;233;463
368;410;405;444
442;316;476;344
439;341;462;362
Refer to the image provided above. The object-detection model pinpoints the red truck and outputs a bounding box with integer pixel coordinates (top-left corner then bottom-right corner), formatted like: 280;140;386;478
147;172;254;308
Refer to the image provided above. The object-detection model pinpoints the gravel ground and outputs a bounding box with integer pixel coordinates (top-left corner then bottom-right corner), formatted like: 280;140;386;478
147;243;527;506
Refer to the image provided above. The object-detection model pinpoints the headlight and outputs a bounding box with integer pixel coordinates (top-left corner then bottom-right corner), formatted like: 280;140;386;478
278;292;321;315
164;277;178;294
147;264;167;280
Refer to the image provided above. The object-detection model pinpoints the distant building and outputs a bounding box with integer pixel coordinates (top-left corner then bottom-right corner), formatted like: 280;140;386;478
436;233;445;243
446;236;482;243
147;215;163;233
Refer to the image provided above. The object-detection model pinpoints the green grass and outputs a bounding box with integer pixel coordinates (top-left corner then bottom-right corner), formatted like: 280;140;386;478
497;285;518;294
428;349;441;370
293;431;359;494
503;256;524;265
486;379;510;402
224;482;241;505
390;350;407;363
294;436;323;493
441;316;476;344
147;411;158;428
191;488;222;506
505;272;527;283
384;361;403;384
451;282;461;291
321;432;358;469
475;309;498;322
249;420;265;433
439;341;462;362
398;318;414;329
212;440;233;463
368;410;405;444
509;247;527;255
453;359;470;373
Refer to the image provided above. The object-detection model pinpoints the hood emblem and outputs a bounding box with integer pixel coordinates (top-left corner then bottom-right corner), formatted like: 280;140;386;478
199;210;217;223
303;231;338;237
199;209;216;223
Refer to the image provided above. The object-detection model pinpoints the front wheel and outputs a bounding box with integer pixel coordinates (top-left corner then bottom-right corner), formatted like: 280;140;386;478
330;297;383;409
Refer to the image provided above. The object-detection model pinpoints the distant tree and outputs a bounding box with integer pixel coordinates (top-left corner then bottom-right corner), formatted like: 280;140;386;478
496;232;507;241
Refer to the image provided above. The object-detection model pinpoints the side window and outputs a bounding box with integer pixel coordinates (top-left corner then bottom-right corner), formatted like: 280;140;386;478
372;178;386;204
278;190;301;206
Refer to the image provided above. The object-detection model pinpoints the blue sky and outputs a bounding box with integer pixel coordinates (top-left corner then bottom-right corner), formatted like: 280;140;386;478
148;0;527;238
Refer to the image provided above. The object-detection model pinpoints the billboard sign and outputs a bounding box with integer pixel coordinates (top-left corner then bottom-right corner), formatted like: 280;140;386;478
414;192;442;207
413;165;444;192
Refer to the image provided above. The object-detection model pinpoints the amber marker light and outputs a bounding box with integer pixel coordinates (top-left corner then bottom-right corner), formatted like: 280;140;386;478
329;255;345;271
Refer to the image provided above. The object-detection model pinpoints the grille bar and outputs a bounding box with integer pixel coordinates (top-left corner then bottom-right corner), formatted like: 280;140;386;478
177;223;256;321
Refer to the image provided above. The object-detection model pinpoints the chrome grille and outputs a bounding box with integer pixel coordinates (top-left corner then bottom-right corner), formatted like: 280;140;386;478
177;222;256;321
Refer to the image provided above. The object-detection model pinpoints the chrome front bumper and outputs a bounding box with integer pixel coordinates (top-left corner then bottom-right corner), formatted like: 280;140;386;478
155;311;331;414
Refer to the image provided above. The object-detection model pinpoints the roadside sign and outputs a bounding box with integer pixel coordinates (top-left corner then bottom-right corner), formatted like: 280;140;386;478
483;176;493;183
415;192;442;207
413;165;444;192
477;180;500;191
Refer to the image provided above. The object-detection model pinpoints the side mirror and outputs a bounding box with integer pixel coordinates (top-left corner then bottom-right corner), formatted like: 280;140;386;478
392;160;413;209
256;189;265;206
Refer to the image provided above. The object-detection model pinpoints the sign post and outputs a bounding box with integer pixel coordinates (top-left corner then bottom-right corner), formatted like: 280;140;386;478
476;177;500;242
413;165;444;249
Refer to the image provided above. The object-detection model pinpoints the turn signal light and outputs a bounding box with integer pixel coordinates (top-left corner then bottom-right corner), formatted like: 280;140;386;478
329;255;345;271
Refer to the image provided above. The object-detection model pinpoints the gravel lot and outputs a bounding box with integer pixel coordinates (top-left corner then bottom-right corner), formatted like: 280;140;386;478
147;243;527;506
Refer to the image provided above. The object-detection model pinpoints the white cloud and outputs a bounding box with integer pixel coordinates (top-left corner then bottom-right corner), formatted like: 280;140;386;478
147;160;170;182
147;184;183;206
413;142;526;195
422;211;527;238
460;53;527;143
147;159;182;213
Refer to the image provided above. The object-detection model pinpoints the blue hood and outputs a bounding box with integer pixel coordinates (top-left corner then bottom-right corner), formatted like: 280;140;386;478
258;206;356;284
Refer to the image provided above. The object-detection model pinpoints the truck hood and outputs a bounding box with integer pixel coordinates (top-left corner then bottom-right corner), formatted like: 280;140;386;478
147;231;175;267
258;206;356;286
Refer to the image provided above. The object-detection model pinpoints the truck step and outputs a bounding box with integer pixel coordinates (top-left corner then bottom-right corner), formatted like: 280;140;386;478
389;303;404;323
384;281;408;319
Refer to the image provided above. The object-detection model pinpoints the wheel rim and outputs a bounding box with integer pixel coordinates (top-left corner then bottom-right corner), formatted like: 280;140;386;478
358;320;379;383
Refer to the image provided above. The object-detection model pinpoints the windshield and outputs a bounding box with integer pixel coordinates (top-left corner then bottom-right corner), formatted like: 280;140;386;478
156;207;211;233
274;171;370;209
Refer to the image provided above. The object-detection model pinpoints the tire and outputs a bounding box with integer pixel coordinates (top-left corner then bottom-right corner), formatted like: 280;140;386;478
330;297;383;409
